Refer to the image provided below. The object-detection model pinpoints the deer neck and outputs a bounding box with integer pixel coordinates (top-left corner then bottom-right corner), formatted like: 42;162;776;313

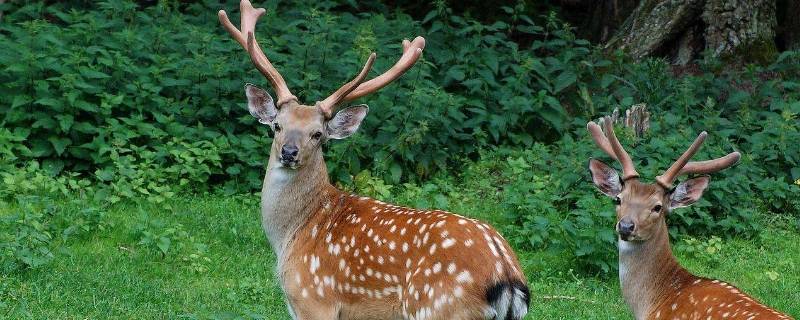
618;220;684;320
261;149;331;260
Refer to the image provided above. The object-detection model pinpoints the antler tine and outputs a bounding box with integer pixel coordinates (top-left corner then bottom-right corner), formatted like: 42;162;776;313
339;36;426;104
602;117;640;181
655;132;707;188
587;121;619;161
219;1;297;106
317;53;377;119
679;151;741;175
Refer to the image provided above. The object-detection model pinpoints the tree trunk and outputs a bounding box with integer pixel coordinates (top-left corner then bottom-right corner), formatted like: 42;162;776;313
605;0;779;65
604;0;704;61
703;0;777;61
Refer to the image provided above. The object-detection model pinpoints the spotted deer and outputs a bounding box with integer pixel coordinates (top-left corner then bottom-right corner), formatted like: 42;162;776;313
217;1;529;319
586;117;793;320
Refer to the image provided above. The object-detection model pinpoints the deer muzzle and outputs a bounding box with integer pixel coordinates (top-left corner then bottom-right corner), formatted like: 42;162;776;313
280;144;299;167
617;218;636;241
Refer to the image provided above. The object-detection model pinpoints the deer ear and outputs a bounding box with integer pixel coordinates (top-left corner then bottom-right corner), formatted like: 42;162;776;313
669;176;710;210
327;105;368;139
588;158;623;197
245;84;278;125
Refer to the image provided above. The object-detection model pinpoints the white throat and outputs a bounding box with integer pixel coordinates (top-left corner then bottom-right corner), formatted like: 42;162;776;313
617;239;637;285
618;239;648;319
260;166;299;259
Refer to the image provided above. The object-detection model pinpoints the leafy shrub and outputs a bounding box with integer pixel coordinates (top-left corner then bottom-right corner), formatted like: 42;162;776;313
0;0;604;191
3;1;798;190
0;161;95;199
133;218;212;273
0;196;57;273
677;236;724;265
0;196;108;274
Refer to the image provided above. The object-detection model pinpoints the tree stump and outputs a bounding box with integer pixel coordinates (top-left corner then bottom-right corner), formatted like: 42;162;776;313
597;104;651;140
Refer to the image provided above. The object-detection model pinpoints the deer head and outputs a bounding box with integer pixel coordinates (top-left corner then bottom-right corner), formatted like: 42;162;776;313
586;117;741;242
219;1;425;170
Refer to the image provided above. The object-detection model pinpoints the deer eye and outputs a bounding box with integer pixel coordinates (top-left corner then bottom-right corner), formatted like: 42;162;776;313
273;123;282;132
613;196;621;205
311;131;322;140
653;204;662;212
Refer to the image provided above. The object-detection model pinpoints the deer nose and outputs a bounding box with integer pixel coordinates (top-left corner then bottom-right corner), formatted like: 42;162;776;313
617;219;635;240
281;145;299;159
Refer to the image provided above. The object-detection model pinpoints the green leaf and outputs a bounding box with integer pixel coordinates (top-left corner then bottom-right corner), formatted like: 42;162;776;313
225;165;242;175
389;162;402;183
48;137;72;155
601;74;615;88
446;67;466;81
78;67;110;79
56;115;74;132
12;95;32;108
484;54;499;74
553;71;576;93
157;237;171;255
35;98;62;108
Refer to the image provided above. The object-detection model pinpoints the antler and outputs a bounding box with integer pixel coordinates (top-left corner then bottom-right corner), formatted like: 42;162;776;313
219;0;297;106
655;132;741;188
317;37;426;119
316;53;377;118
587;117;640;181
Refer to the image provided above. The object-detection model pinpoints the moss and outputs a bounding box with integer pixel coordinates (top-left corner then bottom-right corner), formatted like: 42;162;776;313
726;37;779;65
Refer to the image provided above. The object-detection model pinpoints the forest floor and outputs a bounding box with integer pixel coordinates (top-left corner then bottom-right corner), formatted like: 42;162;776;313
2;193;798;319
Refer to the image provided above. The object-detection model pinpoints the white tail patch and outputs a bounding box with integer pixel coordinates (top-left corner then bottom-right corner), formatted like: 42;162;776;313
490;289;512;320
510;288;529;319
487;283;529;320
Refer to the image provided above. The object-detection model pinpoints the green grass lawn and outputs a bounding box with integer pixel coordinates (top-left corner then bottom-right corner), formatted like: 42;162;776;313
2;193;798;319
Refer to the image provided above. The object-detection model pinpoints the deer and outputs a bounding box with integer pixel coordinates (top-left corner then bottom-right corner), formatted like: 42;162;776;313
217;1;529;319
586;117;793;320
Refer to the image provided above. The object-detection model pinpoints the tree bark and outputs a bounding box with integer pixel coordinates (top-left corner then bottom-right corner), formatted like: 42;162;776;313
703;0;777;61
604;0;704;60
605;0;779;65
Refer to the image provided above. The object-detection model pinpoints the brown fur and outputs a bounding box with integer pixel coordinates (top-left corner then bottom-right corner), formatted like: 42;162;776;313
261;105;527;319
606;180;792;320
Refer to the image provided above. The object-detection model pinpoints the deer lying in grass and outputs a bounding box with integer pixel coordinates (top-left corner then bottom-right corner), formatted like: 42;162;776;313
217;1;529;319
587;117;793;320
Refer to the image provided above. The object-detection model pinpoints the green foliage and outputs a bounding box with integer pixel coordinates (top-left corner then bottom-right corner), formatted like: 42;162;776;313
677;236;724;265
133;217;212;273
381;134;799;275
1;0;799;277
0;0;601;191
492;119;800;274
0;197;57;272
0;196;107;274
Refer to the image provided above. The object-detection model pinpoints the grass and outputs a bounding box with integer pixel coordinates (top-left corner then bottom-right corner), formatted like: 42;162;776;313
1;192;798;319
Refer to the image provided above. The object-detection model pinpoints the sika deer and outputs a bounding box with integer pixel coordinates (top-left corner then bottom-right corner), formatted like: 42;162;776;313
587;117;793;320
218;1;529;319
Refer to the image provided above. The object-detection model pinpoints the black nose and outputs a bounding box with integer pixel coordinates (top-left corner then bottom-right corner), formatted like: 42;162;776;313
281;145;299;159
618;219;635;239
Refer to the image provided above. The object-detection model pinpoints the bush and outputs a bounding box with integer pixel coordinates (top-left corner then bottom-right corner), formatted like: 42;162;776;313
0;1;606;192
0;196;58;273
132;217;212;273
0;195;107;274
